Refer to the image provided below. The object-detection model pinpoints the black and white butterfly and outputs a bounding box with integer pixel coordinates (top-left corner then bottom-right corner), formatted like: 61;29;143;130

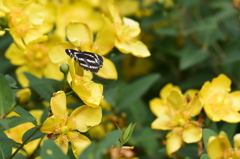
65;49;103;73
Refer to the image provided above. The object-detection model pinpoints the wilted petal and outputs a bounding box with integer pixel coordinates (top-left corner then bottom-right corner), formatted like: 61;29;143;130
166;130;183;156
129;40;150;57
93;26;115;55
211;74;231;92
68;131;91;158
51;91;68;117
96;57;118;80
151;114;172;130
149;98;167;117
48;43;73;64
66;22;92;50
182;121;202;143
67;105;102;132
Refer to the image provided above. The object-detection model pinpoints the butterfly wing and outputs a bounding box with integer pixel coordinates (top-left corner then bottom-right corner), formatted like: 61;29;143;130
65;49;103;73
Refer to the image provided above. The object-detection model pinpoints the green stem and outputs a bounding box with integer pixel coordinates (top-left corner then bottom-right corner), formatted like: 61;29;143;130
65;91;74;96
9;125;42;159
63;73;68;92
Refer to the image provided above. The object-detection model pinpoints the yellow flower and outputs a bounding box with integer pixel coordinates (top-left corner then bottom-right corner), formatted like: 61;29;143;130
207;131;240;159
103;0;150;57
5;35;63;87
49;22;117;80
54;1;103;40
150;87;203;155
5;110;43;156
40;91;102;158
1;0;51;50
199;74;240;123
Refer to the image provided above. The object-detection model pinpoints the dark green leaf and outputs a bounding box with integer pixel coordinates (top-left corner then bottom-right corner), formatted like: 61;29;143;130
78;142;97;159
179;47;208;70
202;128;217;148
40;139;69;159
24;73;58;101
0;116;36;131
0;74;15;117
14;106;37;125
0;132;16;144
5;74;17;88
200;154;210;159
117;73;160;109
93;130;122;159
122;123;136;145
220;123;237;140
0;142;12;159
22;127;46;144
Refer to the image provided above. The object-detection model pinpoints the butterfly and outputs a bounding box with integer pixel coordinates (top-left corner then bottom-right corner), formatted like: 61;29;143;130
65;49;103;73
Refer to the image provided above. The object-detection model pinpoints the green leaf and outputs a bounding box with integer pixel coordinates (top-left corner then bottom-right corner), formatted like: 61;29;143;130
0;116;36;131
5;74;17;88
14;106;37;125
122;123;136;145
22;127;46;144
80;130;122;159
200;154;210;159
0;132;16;144
117;73;160;109
24;73;58;101
40;139;69;159
0;74;15;117
202;128;217;148
0;142;12;159
179;46;208;70
220;123;237;140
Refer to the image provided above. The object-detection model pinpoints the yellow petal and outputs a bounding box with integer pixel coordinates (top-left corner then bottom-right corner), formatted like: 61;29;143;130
43;63;63;81
211;74;231;92
67;105;102;132
5;43;26;65
187;93;203;117
95;57;118;80
68;131;91;158
222;110;240;123
48;43;73;65
199;81;211;102
66;22;92;50
69;58;84;80
122;17;140;38
40;115;61;134
129;40;150;57
16;88;31;104
51;91;68;117
160;83;180;100
93;26;115;55
149;98;167;117
182;121;202;143
25;3;45;25
151;114;172;130
55;134;69;154
230;91;240;111
204;103;221;122
167;89;186;111
107;0;122;23
81;82;104;107
234;134;240;149
166;130;183;156
115;38;131;53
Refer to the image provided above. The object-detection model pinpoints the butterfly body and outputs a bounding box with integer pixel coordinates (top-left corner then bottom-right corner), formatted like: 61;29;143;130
65;49;103;73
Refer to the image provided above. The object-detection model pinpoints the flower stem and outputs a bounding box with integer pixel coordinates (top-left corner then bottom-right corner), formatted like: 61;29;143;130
9;125;42;159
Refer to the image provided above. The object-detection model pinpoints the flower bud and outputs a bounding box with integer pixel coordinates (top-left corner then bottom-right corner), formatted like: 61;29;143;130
60;63;69;74
16;88;31;104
